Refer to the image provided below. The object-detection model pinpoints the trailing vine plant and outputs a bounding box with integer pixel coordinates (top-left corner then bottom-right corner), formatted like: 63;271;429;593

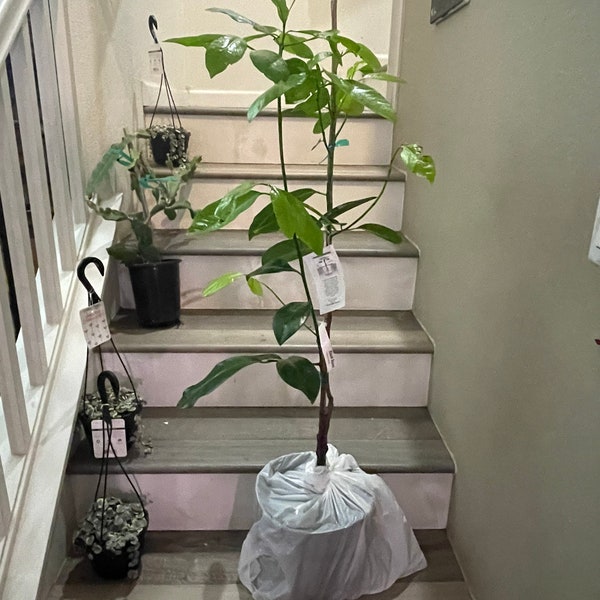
170;0;435;466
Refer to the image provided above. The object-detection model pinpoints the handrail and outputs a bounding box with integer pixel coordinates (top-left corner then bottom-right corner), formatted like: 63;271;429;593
0;0;33;66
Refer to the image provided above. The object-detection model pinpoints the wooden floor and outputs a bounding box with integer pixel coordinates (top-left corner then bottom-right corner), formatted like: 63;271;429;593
48;530;471;600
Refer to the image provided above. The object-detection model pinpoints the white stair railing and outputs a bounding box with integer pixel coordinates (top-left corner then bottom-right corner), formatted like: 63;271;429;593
0;1;114;597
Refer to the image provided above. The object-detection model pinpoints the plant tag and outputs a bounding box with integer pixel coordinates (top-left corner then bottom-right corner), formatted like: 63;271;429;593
79;302;111;349
148;49;162;77
304;245;346;314
318;322;336;371
91;418;127;458
588;196;600;266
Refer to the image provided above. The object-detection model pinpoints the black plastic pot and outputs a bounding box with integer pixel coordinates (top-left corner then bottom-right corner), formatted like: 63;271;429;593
149;127;190;167
128;259;181;328
89;524;148;580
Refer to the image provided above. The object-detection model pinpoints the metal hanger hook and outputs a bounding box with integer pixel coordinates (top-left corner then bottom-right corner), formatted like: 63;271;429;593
149;15;159;44
77;257;104;305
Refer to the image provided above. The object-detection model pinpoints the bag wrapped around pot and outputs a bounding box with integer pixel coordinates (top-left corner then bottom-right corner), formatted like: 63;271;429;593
238;445;426;600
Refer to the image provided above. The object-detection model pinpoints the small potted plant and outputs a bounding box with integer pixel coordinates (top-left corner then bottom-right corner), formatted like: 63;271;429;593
148;123;191;168
85;129;200;327
73;496;148;580
78;371;144;452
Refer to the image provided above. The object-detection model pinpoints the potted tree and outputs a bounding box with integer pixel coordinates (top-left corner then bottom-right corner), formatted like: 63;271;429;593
168;1;435;597
86;129;200;327
73;495;148;580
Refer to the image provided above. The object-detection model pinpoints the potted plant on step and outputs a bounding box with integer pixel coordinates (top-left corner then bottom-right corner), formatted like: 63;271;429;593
74;495;148;580
85;129;200;327
168;1;434;597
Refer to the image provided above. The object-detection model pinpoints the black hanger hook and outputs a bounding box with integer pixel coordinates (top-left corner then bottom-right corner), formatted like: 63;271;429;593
149;15;159;44
77;257;104;305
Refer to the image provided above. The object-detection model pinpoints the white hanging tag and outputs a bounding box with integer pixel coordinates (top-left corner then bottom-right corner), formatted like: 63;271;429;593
303;245;346;314
91;418;128;458
80;301;111;349
148;48;162;79
318;322;336;371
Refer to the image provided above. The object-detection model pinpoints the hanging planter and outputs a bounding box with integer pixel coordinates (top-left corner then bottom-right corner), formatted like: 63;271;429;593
148;124;190;167
147;15;191;167
74;496;148;580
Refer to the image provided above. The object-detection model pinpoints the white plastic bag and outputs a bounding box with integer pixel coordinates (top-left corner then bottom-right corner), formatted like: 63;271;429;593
238;446;426;600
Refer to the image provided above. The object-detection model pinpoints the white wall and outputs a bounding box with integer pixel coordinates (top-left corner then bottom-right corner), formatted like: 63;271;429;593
66;0;393;174
395;1;600;598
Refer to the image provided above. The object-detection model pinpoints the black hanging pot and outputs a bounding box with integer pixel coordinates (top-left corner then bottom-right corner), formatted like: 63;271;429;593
149;126;190;167
128;259;181;328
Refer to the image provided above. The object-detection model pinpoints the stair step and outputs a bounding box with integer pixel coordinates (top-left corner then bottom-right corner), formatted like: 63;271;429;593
102;310;433;407
49;530;469;599
145;107;394;165
155;163;405;231
66;407;453;530
118;230;419;311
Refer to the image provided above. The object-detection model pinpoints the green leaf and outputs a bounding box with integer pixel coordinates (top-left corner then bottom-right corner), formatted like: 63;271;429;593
205;35;248;78
261;238;311;265
178;354;281;407
106;243;141;266
282;33;313;59
190;182;261;233
247;260;296;278
325;196;376;220
247;73;307;121
246;277;264;296
400;144;436;183
250;49;290;83
86;199;129;222
358;223;403;244
202;272;244;297
166;34;221;47
329;74;396;121
270;0;289;24
362;72;404;83
206;7;257;26
249;204;279;239
273;302;312;345
131;220;153;248
276;356;320;403
85;142;126;197
334;35;382;71
271;188;324;255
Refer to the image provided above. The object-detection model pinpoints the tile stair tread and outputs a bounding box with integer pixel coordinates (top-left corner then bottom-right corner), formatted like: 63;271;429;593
108;309;433;354
155;161;406;182
146;105;387;121
55;530;464;587
67;407;454;475
153;229;418;258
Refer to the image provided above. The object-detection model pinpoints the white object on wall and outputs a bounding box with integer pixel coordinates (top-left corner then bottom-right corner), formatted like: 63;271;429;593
588;196;600;266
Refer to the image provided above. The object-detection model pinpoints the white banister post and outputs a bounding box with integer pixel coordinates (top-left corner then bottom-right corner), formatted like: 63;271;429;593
10;24;64;325
29;0;77;271
0;64;48;387
47;0;86;224
0;459;11;539
0;225;31;456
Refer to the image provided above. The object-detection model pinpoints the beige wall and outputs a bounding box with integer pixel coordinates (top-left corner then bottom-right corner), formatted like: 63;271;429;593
395;1;600;598
66;0;394;175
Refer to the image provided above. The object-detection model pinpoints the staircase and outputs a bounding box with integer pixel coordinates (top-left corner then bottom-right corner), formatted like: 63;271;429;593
49;106;469;599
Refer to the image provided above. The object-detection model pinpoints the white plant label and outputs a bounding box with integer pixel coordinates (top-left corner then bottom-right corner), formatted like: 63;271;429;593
588;196;600;266
304;245;346;314
91;418;127;458
148;49;162;78
318;321;336;371
80;302;111;349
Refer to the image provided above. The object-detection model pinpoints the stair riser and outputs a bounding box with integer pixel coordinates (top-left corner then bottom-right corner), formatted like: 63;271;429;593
148;114;393;165
119;256;418;311
156;179;405;231
101;351;431;407
68;472;452;531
